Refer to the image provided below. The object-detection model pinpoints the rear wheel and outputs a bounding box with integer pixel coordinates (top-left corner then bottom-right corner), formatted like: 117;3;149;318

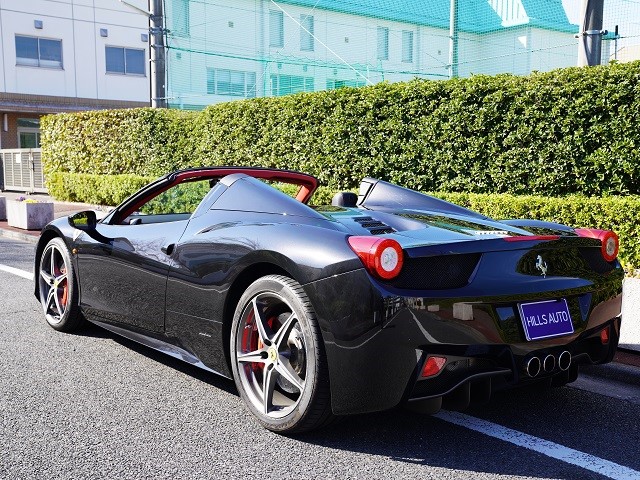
230;275;332;433
38;237;83;332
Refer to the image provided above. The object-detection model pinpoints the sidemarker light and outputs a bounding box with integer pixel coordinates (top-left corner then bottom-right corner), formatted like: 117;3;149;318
600;326;610;345
347;236;404;280
575;229;619;262
422;356;447;378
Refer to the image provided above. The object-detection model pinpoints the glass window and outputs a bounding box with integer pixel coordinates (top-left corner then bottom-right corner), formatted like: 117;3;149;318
125;48;145;74
106;47;145;75
207;68;257;98
18;118;41;148
326;79;366;90
217;69;232;94
270;74;314;96
300;15;314;51
17;118;40;128
19;132;40;148
15;36;38;65
206;69;215;94
15;35;62;68
172;0;190;36
377;27;389;61
106;46;125;73
270;10;284;48
402;31;414;63
138;179;212;216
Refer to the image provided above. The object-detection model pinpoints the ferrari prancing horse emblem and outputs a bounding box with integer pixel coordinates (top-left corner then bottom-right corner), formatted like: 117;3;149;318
535;255;548;278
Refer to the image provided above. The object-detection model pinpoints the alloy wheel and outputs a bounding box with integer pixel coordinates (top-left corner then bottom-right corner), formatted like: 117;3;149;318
235;292;307;419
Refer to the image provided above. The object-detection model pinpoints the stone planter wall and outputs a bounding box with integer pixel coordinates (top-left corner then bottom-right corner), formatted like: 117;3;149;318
0;196;6;221
6;200;53;230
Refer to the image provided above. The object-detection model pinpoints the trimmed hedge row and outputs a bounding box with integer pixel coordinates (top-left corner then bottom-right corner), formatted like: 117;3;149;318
41;109;197;177
47;172;640;270
42;61;640;196
46;172;154;206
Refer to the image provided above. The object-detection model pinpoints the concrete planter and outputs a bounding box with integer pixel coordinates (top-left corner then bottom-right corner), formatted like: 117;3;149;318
6;200;54;230
0;196;6;221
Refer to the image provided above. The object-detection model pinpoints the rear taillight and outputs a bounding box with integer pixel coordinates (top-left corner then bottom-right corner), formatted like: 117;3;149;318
575;229;619;262
347;236;404;280
421;356;447;378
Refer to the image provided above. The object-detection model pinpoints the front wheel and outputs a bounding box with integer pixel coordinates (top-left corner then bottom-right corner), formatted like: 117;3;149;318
38;237;84;332
230;275;332;433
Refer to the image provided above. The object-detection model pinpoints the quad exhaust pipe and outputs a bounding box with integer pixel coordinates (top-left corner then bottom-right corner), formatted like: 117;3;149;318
524;351;571;377
525;357;541;377
558;350;572;371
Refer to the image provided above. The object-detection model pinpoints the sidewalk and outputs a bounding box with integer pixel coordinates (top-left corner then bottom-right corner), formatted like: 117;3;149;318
0;191;108;243
0;189;639;377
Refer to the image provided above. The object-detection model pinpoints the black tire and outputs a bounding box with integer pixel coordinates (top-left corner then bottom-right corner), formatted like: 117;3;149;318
37;237;84;332
230;275;333;433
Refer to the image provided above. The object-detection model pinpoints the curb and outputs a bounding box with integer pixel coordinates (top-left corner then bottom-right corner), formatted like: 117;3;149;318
0;227;38;244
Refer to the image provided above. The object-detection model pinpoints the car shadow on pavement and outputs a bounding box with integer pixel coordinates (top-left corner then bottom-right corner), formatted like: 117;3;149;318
294;384;640;479
74;321;238;396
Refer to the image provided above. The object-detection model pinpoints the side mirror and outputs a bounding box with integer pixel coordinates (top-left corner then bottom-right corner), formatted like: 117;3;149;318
68;211;97;231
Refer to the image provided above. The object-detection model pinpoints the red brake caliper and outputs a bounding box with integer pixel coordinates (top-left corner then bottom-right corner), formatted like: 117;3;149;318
242;313;262;372
60;267;68;307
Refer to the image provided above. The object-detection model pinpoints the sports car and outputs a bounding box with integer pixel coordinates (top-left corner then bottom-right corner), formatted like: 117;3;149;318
34;167;623;433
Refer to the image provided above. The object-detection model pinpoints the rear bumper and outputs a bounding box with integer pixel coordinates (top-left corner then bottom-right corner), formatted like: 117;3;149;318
305;267;623;415
407;315;620;404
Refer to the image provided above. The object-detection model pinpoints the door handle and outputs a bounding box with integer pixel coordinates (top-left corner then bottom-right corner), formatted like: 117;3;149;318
161;243;175;255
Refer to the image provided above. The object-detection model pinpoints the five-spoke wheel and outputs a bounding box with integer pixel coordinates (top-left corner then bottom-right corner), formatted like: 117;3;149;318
38;238;83;331
230;275;332;433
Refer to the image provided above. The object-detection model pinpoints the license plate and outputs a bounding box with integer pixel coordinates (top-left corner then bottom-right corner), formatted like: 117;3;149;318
518;299;574;341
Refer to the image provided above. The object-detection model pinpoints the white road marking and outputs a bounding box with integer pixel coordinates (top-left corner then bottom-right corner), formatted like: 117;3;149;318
435;411;640;480
0;264;34;281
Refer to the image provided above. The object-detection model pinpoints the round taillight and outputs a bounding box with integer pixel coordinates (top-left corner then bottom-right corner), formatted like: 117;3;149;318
575;228;619;262
347;236;404;280
601;231;619;262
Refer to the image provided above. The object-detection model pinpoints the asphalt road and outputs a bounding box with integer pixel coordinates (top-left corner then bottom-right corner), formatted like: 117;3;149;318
1;238;639;480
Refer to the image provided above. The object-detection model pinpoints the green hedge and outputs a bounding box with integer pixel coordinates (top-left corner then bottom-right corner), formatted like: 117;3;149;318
43;61;640;196
41;108;197;178
47;172;640;270
46;172;154;206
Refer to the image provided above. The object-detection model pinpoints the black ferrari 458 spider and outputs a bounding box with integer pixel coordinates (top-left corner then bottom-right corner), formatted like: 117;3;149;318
34;167;623;433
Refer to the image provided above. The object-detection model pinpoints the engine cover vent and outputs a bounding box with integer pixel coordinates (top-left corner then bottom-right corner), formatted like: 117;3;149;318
353;216;396;235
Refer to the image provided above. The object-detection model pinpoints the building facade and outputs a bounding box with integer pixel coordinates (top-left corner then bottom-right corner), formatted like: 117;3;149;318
0;0;150;150
164;0;580;110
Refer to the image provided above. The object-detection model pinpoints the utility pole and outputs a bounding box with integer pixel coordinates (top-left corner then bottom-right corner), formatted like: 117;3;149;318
448;0;459;79
149;0;167;108
577;0;606;66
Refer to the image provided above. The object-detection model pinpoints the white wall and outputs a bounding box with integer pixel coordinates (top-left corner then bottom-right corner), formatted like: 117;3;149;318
0;0;149;102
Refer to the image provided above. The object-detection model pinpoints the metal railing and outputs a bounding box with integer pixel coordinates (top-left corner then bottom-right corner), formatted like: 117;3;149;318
0;148;46;193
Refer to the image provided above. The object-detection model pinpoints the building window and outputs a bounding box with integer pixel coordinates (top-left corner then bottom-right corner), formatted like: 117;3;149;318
300;15;314;51
326;79;366;90
106;47;146;75
15;35;62;68
17;118;41;148
377;27;389;61
270;74;313;96
402;31;414;63
172;0;190;36
270;10;284;48
207;69;257;97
